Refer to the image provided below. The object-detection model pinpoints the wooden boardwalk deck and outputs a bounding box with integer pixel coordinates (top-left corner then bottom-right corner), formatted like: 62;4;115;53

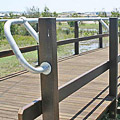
0;47;120;120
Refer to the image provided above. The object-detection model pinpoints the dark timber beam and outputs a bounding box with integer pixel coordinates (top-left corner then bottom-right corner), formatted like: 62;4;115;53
39;18;59;120
18;61;109;120
109;18;118;119
57;34;109;46
74;21;79;54
99;22;103;48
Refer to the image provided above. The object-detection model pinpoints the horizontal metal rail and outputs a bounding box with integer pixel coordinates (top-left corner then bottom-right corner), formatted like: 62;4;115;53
1;17;120;23
2;17;110;74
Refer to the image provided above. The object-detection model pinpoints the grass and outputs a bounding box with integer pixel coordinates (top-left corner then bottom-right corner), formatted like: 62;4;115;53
0;35;36;51
0;21;115;119
0;51;38;77
0;22;109;77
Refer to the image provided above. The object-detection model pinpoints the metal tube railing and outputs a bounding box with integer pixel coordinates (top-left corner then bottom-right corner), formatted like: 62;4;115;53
100;19;109;31
20;17;39;43
2;17;120;22
4;17;110;74
4;19;51;75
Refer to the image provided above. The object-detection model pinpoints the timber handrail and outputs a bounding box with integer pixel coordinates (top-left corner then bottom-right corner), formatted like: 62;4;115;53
57;34;109;46
0;45;38;58
1;17;119;119
0;34;108;58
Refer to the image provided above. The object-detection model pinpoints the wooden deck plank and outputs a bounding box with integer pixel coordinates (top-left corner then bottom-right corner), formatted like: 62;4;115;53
0;47;120;120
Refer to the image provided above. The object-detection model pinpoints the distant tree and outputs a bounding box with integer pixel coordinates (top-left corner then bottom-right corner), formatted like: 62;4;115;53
111;8;120;42
52;11;58;17
9;12;14;18
68;21;75;27
98;12;107;17
7;12;19;35
72;13;79;17
111;8;120;17
25;6;40;18
41;6;52;17
22;6;41;34
67;13;79;27
58;22;62;25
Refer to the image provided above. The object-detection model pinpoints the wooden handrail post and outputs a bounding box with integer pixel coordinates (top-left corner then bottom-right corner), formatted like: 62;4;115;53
99;22;103;48
39;18;59;120
74;21;79;55
36;23;40;66
109;18;118;119
37;44;40;66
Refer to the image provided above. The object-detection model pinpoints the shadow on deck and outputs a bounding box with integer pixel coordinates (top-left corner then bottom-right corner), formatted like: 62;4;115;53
0;47;120;120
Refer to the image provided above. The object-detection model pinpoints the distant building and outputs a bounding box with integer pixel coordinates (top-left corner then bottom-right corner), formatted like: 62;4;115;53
0;11;23;18
0;13;5;18
58;13;72;18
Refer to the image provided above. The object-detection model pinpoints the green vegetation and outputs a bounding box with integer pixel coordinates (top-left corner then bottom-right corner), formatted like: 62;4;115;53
0;21;109;77
0;51;38;77
0;35;38;77
0;6;59;42
1;6;120;119
0;6;110;77
0;35;36;51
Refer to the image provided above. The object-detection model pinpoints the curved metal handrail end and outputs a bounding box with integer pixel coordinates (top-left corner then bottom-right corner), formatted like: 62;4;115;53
4;19;51;75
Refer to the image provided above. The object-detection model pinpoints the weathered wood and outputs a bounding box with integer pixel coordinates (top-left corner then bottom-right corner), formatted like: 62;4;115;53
37;44;40;66
0;46;120;120
39;18;59;120
109;18;118;119
36;23;38;32
74;21;79;54
59;61;109;101
18;98;42;120
0;45;38;58
17;61;109;120
36;23;40;66
0;70;28;81
0;34;109;58
99;22;103;48
57;34;109;46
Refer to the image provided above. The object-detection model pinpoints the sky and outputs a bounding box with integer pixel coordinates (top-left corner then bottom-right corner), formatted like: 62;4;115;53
0;0;120;13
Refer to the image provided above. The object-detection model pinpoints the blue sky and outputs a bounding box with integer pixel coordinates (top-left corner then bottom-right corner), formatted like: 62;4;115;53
1;0;120;12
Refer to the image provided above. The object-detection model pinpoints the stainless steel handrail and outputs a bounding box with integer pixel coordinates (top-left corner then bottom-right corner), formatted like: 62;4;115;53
100;19;109;31
2;17;120;22
20;17;39;43
4;17;110;74
4;18;51;75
